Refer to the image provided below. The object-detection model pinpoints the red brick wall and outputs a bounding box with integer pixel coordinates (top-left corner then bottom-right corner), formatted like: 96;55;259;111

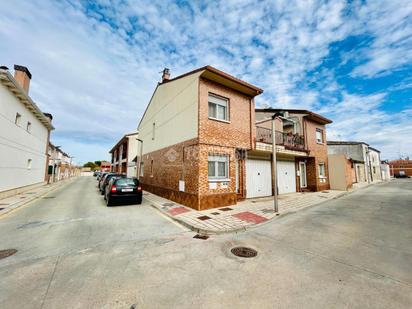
304;119;330;191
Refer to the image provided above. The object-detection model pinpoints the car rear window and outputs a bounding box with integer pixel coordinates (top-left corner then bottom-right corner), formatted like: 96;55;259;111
115;178;138;186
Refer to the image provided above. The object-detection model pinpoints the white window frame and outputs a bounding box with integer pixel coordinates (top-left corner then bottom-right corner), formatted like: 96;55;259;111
318;162;326;178
316;128;323;144
208;94;229;122
208;155;229;181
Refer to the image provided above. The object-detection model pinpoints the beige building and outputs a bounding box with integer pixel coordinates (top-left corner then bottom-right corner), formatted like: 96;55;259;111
110;132;139;177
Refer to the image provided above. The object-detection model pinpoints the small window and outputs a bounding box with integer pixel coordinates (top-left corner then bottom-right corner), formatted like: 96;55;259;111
373;166;376;174
208;94;229;121
208;155;229;179
150;159;154;176
318;163;325;178
316;129;323;143
15;113;21;125
27;159;32;170
139;162;144;177
152;123;155;140
26;121;31;133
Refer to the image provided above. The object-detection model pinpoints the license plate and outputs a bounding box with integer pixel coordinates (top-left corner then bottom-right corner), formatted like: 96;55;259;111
122;188;133;192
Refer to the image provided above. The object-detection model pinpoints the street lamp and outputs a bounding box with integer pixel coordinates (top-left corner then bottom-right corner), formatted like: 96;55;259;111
271;113;281;213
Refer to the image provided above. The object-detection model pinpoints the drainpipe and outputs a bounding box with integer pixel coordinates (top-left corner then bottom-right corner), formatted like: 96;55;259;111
136;138;143;180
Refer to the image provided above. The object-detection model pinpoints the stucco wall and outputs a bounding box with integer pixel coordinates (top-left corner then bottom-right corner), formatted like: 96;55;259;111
0;84;48;192
328;154;353;191
138;72;201;155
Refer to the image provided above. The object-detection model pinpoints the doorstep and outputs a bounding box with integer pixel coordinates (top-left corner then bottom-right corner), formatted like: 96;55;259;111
144;189;347;235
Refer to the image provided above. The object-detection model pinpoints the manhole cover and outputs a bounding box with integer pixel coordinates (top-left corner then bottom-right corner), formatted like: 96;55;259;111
231;247;258;258
0;249;17;260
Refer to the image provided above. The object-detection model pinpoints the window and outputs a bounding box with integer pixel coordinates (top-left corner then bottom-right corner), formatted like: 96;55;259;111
316;128;323;143
27;159;32;170
208;155;229;179
373;166;376;174
150;159;154;176
318;163;326;178
152;123;155;140
208;94;229;121
26;121;31;133
15;113;21;125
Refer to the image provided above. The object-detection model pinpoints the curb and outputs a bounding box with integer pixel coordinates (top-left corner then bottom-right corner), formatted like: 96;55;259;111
0;177;77;218
145;181;383;236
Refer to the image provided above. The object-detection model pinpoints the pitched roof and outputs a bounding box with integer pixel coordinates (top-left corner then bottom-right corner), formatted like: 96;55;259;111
109;132;139;153
0;68;54;130
255;108;332;124
327;141;369;146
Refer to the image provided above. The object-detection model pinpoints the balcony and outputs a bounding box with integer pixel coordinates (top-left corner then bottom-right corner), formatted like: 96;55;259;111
256;126;305;151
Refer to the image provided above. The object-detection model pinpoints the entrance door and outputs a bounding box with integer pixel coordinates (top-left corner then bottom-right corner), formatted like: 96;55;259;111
246;159;272;198
299;162;307;188
277;160;296;194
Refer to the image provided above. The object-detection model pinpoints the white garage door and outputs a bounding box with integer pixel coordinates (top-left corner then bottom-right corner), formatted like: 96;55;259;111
246;159;272;198
277;160;296;194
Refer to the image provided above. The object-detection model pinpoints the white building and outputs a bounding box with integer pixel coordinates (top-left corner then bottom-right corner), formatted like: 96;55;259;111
0;65;54;198
48;143;73;182
109;132;139;178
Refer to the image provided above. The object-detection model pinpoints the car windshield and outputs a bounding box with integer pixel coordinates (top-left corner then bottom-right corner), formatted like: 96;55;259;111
115;178;138;186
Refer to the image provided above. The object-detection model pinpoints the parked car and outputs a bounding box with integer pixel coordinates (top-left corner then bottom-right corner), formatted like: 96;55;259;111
99;173;121;195
97;172;109;187
394;173;410;178
93;171;101;177
105;177;142;206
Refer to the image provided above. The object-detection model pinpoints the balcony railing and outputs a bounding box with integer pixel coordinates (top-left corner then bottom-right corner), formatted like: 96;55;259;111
256;126;305;151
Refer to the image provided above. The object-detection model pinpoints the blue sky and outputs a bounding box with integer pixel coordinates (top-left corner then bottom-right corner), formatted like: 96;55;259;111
1;0;411;164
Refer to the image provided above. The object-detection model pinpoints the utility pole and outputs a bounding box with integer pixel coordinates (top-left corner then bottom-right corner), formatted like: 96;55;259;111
271;113;280;213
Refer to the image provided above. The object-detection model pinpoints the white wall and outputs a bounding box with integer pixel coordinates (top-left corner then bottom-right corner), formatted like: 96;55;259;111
0;84;49;192
127;134;138;177
138;72;200;155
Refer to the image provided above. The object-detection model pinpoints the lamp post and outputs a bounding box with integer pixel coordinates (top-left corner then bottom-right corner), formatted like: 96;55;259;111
271;113;281;213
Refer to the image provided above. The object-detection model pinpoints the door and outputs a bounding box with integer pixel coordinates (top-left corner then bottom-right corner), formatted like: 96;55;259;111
246;159;272;198
299;162;307;188
277;160;296;194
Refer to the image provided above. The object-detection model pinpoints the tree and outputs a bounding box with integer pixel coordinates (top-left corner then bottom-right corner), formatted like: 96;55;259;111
83;162;97;170
94;161;102;167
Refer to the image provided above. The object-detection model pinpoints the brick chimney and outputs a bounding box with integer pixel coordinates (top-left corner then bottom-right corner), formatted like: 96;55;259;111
161;68;170;82
14;65;32;93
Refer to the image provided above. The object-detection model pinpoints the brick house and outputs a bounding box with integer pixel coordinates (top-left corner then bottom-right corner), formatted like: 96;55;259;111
137;66;262;210
253;109;332;194
109;132;139;177
388;158;412;177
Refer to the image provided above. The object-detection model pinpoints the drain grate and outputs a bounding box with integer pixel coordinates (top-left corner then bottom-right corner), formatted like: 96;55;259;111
193;234;209;240
211;212;220;215
0;249;17;260
219;207;233;211
197;215;211;221
42;196;56;199
231;247;258;258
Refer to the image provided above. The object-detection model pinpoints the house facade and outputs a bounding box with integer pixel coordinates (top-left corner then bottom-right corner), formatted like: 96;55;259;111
0;65;53;198
137;66;334;210
110;132;139;177
388;158;412;177
327;141;382;184
48;143;74;182
253;109;332;195
137;66;262;210
100;161;111;173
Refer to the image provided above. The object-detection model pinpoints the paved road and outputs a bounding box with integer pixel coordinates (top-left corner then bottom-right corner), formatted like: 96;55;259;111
0;177;411;308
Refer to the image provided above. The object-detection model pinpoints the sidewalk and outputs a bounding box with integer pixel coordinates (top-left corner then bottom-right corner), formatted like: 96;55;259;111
145;189;347;235
0;177;77;217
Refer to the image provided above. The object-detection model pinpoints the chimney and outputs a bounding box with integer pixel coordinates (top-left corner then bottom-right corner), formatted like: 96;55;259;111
14;65;32;93
161;68;170;82
43;113;53;123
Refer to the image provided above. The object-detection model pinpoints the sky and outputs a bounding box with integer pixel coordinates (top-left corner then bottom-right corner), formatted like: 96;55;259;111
1;0;411;164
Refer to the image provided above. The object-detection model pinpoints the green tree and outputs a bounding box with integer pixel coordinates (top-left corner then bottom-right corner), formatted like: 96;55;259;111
94;161;102;167
83;162;97;170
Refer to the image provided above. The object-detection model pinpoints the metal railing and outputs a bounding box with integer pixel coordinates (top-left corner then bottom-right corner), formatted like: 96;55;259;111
256;126;305;150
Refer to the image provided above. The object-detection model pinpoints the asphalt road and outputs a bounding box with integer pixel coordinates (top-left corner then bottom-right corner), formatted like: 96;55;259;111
0;177;411;308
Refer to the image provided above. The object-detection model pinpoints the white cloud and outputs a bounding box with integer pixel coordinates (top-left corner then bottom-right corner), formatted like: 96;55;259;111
0;0;411;162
